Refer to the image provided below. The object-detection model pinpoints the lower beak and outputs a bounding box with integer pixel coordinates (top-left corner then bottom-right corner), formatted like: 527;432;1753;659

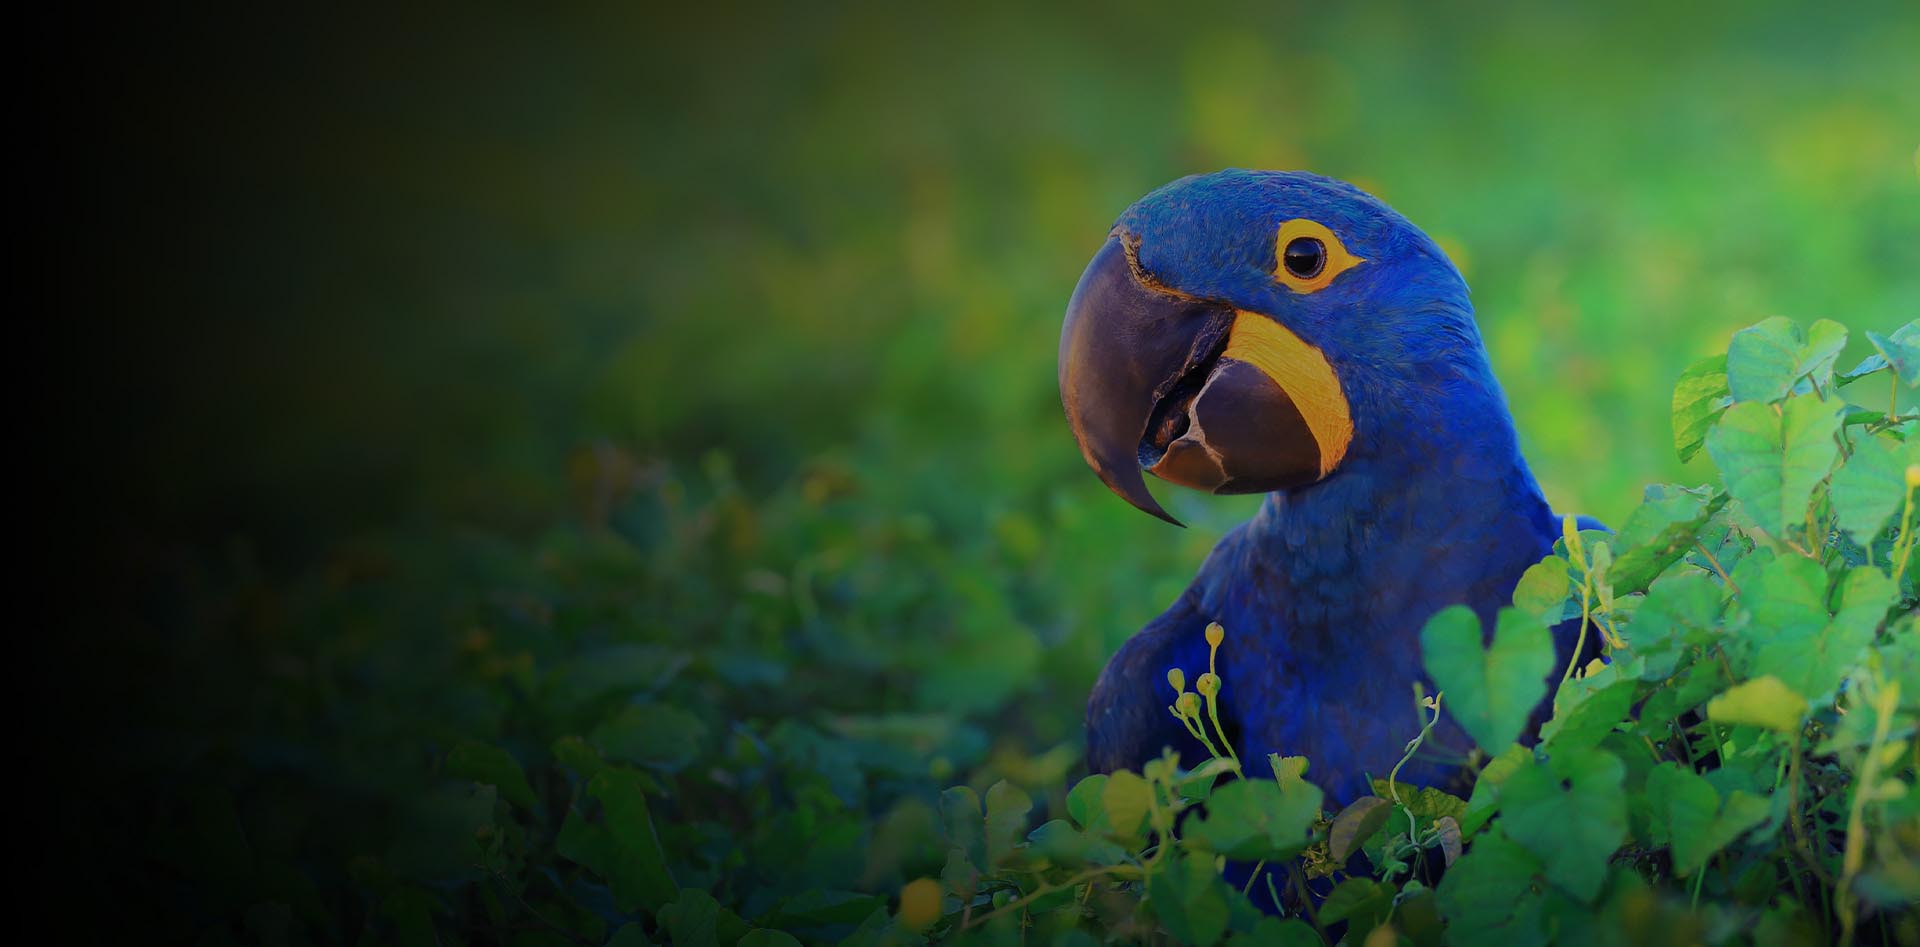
1058;236;1352;524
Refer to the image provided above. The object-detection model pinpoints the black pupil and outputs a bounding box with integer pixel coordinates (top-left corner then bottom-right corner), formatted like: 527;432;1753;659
1283;237;1326;279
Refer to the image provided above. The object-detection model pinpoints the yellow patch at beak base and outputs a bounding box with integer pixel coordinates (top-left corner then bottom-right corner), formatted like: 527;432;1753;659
1220;312;1354;477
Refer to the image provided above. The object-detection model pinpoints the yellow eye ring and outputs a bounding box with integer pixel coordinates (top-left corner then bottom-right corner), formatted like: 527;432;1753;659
1273;219;1365;293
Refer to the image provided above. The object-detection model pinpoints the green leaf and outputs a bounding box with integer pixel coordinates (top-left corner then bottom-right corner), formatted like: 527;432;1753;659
1642;661;1734;731
1434;830;1545;942
1743;545;1827;626
1183;776;1323;861
1705;395;1842;540
556;768;678;913
1832;564;1899;632
1421;606;1556;754
445;740;538;810
1328;796;1392;862
1742;560;1893;704
1027;819;1127;866
1065;774;1108;832
1146;852;1230;947
1736;551;1829;639
939;786;986;871
1867;322;1920;388
1540;661;1638;754
761;890;888;928
1726;316;1811;403
1644;763;1771;877
1368;779;1468;822
1706;676;1808;732
551;735;607;781
1831;433;1913;542
1228;917;1322;947
1607;484;1725;595
1672;353;1732;462
1461;743;1534;837
983;780;1032;865
591;703;707;773
1801;319;1850;389
738;931;803;947
1099;771;1153;845
1318;877;1395;931
657;889;750;947
939;848;977;899
1497;749;1628;902
1270;754;1310;790
1840;321;1918;384
1512;555;1574;625
1629;572;1726;677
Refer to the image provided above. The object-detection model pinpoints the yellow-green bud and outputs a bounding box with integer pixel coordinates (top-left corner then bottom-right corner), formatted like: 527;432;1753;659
1196;672;1221;698
1175;692;1202;718
898;878;943;932
1205;622;1225;648
1167;667;1186;693
1907;464;1920;490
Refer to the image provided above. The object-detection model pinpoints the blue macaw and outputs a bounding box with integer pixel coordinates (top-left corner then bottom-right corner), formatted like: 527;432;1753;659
1059;169;1596;805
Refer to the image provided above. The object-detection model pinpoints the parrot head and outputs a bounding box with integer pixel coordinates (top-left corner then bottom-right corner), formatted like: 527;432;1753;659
1060;169;1484;525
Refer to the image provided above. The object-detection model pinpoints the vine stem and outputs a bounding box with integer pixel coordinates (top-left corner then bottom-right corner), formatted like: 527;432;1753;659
1694;541;1739;593
1785;732;1834;887
1560;568;1595;687
1174;707;1229;763
1203;627;1242;772
961;866;1142;931
1836;679;1899;947
1288;864;1330;943
1241;860;1268;897
1386;689;1445;862
1892;476;1917;587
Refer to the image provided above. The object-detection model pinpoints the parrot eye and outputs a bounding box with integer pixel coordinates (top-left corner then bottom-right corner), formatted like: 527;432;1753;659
1273;218;1366;293
1282;238;1326;279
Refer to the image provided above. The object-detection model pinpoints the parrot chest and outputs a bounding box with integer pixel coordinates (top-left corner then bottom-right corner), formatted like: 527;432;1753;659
1193;483;1559;802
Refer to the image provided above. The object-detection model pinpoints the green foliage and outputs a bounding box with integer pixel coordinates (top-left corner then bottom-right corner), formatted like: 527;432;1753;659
119;256;1918;947
81;2;1920;939
1421;606;1559;754
865;316;1918;945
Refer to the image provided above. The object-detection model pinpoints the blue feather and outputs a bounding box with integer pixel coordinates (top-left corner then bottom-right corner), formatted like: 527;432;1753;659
1086;170;1596;805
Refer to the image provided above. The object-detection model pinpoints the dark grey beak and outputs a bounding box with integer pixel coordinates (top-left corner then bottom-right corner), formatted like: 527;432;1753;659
1059;234;1338;525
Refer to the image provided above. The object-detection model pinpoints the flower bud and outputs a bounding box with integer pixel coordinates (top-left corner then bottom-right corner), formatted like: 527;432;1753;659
1175;692;1202;718
1167;667;1186;693
1205;622;1225;648
898;878;943;931
1907;464;1920;490
1196;672;1221;698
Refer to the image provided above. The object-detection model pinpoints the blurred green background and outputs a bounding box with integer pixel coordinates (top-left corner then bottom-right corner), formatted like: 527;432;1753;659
52;0;1918;941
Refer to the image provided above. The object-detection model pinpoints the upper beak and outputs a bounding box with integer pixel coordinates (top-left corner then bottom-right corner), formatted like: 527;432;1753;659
1058;235;1352;525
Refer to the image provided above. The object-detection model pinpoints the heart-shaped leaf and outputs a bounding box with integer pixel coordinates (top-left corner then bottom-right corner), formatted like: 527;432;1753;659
1705;395;1841;541
1725;317;1847;403
1726;317;1806;403
1707;676;1808;732
1421;606;1556;754
1673;353;1732;462
1645;763;1771;876
1497;749;1628;902
1183;775;1323;861
1830;432;1914;542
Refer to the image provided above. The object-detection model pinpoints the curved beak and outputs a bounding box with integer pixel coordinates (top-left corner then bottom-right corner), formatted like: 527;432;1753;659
1058;235;1353;525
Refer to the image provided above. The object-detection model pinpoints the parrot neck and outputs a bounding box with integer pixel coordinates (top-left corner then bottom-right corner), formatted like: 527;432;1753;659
1216;363;1559;649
